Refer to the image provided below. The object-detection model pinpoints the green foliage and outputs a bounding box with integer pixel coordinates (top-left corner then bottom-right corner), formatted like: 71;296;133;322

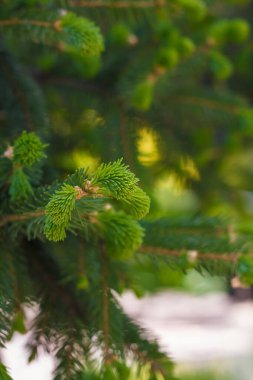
60;12;104;56
44;184;79;241
42;159;149;243
209;19;250;45
13;131;46;166
45;184;78;225
9;167;33;202
209;51;233;80
176;0;207;20
0;363;13;380
237;254;253;284
131;80;154;111
10;309;26;335
98;211;144;259
109;23;132;45
80;361;172;380
91;158;139;199
176;38;195;57
44;216;67;242
0;51;48;135
119;186;150;219
141;217;253;277
0;247;16;348
156;47;179;69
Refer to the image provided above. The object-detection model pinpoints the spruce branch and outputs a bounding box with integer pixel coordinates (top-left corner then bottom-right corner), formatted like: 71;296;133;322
9;168;33;203
119;187;150;219
0;13;104;57
0;210;45;228
98;211;144;259
13;131;47;167
60;12;104;56
90;158;139;199
44;183;106;241
45;184;80;226
169;95;243;114
139;245;240;263
0;19;52;28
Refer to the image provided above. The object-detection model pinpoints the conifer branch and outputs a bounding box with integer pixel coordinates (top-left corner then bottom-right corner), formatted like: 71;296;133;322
0;19;53;28
0;210;45;228
100;241;110;363
0;195;107;229
70;0;165;8
169;95;242;114
139;245;240;263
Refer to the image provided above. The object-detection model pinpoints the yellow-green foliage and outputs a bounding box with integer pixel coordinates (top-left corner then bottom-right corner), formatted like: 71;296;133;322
209;50;233;80
176;0;207;20
109;23;131;45
43;160;150;243
45;184;78;225
156;47;179;69
9;168;33;202
13;131;46;167
91;158;139;199
177;38;196;57
44;219;67;242
98;211;144;259
44;184;78;241
119;187;150;219
131;80;154;111
60;12;104;56
238;254;253;284
0;363;12;380
209;19;250;45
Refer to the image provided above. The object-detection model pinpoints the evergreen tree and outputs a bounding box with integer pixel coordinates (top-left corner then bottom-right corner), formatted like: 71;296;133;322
1;1;253;379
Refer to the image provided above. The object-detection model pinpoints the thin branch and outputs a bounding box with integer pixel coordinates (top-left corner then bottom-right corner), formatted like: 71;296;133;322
99;241;110;363
139;245;240;263
169;95;242;115
0;210;45;228
70;0;165;8
0;191;109;228
0;19;52;28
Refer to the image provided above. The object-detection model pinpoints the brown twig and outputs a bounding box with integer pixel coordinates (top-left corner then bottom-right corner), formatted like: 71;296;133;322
169;95;241;115
139;245;240;263
0;19;52;28
0;210;45;228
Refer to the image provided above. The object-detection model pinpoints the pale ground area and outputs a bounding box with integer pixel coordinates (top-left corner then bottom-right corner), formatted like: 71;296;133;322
3;291;253;379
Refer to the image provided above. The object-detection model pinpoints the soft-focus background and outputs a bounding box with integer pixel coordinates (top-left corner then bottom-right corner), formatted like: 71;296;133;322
3;279;253;379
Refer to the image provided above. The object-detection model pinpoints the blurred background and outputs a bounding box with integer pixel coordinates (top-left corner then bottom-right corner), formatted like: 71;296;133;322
3;282;253;379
